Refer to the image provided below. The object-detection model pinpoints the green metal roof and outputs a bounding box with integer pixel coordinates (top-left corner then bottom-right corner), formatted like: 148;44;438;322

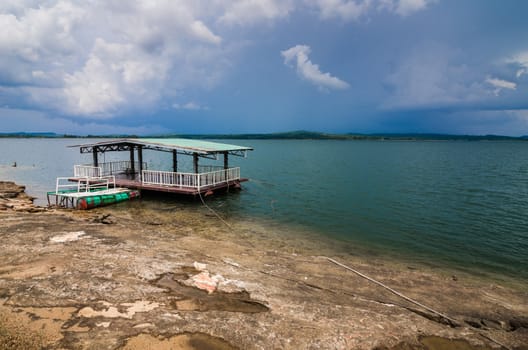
134;138;252;153
71;138;253;155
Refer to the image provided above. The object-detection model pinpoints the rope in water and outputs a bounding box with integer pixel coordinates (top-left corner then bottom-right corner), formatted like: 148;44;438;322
323;256;461;327
197;190;232;230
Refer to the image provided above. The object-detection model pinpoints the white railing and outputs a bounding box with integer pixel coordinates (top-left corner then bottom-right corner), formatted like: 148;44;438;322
55;175;115;194
142;170;198;188
74;165;101;178
99;161;146;176
198;165;224;173
198;167;240;188
142;167;240;189
76;161;147;177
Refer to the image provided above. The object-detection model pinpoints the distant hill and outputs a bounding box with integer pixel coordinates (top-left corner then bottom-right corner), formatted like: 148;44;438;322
0;132;60;138
346;133;525;141
1;130;527;141
0;132;135;138
158;131;527;141
156;130;350;140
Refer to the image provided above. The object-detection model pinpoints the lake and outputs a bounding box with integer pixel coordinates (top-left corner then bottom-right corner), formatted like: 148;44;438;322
1;138;527;284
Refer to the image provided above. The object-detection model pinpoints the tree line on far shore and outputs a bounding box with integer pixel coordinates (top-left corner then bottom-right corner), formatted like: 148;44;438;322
1;130;527;141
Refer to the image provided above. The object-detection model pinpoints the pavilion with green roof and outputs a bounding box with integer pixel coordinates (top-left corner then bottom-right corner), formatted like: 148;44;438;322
69;138;253;196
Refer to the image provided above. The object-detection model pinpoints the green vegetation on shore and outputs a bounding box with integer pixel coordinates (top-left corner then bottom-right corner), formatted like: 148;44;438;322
1;130;527;141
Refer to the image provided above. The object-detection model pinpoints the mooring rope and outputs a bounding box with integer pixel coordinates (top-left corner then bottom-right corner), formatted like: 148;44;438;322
198;191;232;230
323;256;461;327
195;192;511;348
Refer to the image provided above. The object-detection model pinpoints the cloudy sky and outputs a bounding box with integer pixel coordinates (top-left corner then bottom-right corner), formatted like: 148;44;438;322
1;0;528;135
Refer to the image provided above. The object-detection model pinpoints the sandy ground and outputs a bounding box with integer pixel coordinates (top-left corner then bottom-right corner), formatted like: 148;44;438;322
0;181;527;350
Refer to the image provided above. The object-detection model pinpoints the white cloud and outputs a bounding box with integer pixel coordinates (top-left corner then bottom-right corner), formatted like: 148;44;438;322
0;0;440;122
0;1;225;119
312;0;434;21
173;102;209;111
485;77;516;90
313;0;371;21
281;45;349;90
393;0;432;16
383;43;487;109
60;38;170;117
190;20;222;44
0;1;85;85
384;42;527;112
0;1;84;58
219;0;294;25
508;51;528;78
485;77;516;96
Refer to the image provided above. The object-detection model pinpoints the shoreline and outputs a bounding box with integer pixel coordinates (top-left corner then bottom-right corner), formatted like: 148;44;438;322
112;193;528;292
1;181;527;349
17;191;528;289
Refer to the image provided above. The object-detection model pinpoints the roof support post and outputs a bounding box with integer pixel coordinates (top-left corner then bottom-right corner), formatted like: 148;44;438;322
223;152;229;170
138;146;143;182
93;147;98;167
193;153;199;174
172;150;178;173
130;147;135;174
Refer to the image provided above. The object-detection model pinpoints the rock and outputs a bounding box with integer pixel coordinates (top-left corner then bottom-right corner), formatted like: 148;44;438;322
217;279;247;293
77;301;160;319
93;214;116;224
50;231;87;243
222;258;240;267
193;262;207;271
133;323;154;329
184;271;219;294
96;322;111;328
0;181;37;211
481;318;503;330
509;317;528;331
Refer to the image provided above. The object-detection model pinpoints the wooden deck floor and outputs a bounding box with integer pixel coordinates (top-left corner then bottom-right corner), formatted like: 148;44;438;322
113;178;248;195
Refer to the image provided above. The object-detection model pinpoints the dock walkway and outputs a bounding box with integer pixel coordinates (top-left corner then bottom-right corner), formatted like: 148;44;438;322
112;176;246;196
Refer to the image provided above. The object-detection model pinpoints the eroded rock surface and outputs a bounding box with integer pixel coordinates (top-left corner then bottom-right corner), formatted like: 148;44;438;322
0;182;527;349
0;181;43;212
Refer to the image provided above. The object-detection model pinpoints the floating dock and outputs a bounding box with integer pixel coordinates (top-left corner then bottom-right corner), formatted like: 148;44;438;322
47;176;140;210
48;138;252;209
69;138;253;197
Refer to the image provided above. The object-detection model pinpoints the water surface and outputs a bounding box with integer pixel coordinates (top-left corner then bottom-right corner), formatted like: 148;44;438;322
1;138;527;283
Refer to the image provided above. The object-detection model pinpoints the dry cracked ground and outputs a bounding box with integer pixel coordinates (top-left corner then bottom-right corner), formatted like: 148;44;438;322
0;181;527;350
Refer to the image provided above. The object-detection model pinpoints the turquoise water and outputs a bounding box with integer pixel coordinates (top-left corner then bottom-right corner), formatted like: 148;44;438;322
1;138;527;282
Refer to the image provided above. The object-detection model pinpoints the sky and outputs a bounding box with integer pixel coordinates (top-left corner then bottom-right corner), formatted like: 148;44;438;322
1;0;528;136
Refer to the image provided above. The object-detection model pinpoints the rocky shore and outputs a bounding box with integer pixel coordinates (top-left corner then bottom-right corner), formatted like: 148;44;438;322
0;181;527;349
0;181;44;213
